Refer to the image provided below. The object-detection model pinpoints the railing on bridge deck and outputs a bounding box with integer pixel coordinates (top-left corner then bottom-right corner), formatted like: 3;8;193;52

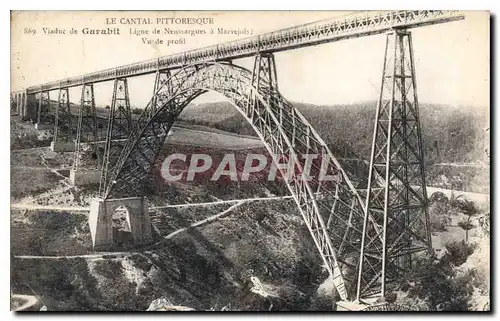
21;10;464;94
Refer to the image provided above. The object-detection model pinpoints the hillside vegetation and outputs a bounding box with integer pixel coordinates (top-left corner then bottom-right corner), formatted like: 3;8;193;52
10;105;490;311
179;101;489;192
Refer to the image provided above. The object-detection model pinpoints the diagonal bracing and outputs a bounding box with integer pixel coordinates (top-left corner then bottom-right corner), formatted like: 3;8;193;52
73;83;101;170
99;78;133;196
356;29;432;301
54;88;73;143
100;58;375;300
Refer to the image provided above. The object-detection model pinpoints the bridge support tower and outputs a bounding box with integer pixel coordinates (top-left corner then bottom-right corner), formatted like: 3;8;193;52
71;83;102;186
10;92;21;116
99;77;133;196
35;91;53;130
356;29;432;302
12;91;37;122
23;93;37;121
51;87;75;152
89;197;152;250
90;75;163;251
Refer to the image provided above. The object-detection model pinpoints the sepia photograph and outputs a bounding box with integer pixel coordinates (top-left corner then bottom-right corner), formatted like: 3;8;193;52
9;10;490;312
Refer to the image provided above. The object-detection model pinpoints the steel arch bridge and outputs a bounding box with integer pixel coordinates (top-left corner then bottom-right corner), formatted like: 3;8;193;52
10;10;467;305
99;57;386;300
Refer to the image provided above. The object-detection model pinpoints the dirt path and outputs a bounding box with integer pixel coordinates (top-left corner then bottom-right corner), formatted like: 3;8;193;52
11;195;292;213
150;195;293;210
426;186;489;204
10;203;89;212
39;153;72;186
11;166;52;170
431;162;488;168
14;252;131;260
163;201;245;240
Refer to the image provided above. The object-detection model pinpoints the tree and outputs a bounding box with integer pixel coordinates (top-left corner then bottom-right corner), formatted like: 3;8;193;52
429;191;451;232
453;195;479;242
477;213;490;236
444;241;475;266
400;246;474;311
457;220;474;242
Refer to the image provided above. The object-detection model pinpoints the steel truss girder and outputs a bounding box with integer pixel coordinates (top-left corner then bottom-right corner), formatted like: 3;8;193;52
24;11;463;94
356;30;432;301
101;58;376;301
54;88;73;142
149;69;173;118
99;78;133;196
73;84;100;170
37;91;52;125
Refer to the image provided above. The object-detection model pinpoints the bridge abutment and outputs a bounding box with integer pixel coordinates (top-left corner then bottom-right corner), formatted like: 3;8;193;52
24;94;37;121
336;301;368;311
89;197;152;251
336;296;384;311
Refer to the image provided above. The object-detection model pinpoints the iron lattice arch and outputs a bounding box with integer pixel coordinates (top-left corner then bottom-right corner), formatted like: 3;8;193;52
101;59;383;300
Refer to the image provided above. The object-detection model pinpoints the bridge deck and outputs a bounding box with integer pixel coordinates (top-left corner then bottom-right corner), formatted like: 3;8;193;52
17;10;464;95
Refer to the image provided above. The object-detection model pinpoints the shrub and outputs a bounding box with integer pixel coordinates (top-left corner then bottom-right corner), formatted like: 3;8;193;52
404;255;471;311
397;239;478;311
385;292;397;303
430;214;450;232
452;195;479;216
308;293;334;311
93;260;124;279
444;240;476;267
429;191;449;203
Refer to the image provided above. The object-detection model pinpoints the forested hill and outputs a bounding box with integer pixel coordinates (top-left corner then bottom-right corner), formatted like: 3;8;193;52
179;101;489;166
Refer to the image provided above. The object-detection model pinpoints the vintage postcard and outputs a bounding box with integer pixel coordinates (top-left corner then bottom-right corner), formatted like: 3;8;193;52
10;10;490;312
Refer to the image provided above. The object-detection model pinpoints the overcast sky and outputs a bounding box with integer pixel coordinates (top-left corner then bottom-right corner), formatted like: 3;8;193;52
11;11;489;109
